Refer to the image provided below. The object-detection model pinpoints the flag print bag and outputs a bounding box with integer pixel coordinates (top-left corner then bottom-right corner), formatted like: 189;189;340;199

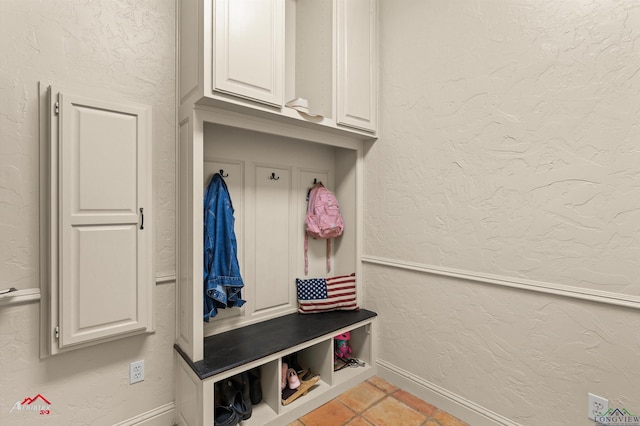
296;273;358;314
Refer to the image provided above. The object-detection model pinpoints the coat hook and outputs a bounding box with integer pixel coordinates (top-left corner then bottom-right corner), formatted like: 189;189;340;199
313;178;317;184
269;172;280;181
219;169;229;178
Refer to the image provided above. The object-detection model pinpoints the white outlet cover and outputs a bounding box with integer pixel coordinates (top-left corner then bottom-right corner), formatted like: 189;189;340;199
129;360;145;384
588;392;609;420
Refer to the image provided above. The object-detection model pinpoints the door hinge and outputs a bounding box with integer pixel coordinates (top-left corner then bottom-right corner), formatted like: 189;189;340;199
54;101;59;115
54;326;59;340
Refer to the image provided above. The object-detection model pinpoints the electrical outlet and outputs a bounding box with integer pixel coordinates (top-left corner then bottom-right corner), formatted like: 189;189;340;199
588;393;608;420
129;360;145;384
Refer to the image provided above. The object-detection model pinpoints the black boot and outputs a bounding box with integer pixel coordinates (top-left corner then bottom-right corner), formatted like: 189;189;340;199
220;375;250;421
247;367;262;405
214;382;240;426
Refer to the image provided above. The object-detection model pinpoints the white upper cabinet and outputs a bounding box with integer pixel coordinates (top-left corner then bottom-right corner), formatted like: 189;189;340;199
43;87;153;355
337;0;377;132
179;0;378;136
213;0;284;106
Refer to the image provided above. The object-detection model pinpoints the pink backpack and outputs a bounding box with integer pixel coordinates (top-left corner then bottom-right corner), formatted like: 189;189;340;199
305;182;344;274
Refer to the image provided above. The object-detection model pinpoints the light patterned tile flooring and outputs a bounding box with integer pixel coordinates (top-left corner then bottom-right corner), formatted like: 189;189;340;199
289;377;469;426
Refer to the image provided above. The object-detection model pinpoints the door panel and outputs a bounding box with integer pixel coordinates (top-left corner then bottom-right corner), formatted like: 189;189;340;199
74;106;137;212
214;0;284;106
58;92;151;349
337;0;377;132
254;165;291;311
67;226;138;339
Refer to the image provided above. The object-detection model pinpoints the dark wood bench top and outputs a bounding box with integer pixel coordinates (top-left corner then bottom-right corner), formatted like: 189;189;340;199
174;309;377;380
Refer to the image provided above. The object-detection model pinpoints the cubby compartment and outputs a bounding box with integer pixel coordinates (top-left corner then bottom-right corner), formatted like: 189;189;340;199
280;340;332;409
210;360;280;426
251;361;281;423
295;340;334;387
332;323;373;386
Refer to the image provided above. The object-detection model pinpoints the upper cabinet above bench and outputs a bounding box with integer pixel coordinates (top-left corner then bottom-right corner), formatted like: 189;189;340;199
179;0;378;136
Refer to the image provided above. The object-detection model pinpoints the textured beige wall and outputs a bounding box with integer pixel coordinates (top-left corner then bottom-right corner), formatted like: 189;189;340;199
370;0;640;295
0;1;176;424
365;0;640;424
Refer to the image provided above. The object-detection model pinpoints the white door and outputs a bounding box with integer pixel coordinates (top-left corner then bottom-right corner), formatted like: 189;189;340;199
336;0;377;132
214;0;285;107
55;91;152;349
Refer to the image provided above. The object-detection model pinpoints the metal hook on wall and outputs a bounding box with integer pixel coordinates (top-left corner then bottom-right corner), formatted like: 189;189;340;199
269;172;280;181
307;178;319;200
219;169;229;178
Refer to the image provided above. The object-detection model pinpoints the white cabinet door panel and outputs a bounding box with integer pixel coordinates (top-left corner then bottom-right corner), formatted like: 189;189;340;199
64;225;139;344
337;0;377;132
254;165;291;311
75;107;137;212
57;92;152;349
214;0;284;106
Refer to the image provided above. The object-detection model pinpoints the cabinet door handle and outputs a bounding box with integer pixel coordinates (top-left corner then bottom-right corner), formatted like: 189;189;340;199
139;208;144;230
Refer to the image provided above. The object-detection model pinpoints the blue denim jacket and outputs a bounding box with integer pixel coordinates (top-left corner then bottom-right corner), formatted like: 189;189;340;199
203;173;245;321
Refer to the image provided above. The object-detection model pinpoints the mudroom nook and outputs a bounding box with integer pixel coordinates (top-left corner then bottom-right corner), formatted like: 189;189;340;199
175;0;378;424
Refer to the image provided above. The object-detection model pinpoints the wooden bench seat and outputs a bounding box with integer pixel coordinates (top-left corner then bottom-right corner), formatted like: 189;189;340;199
174;309;377;379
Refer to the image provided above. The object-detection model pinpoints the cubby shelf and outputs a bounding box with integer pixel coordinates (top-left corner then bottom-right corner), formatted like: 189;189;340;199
175;310;377;426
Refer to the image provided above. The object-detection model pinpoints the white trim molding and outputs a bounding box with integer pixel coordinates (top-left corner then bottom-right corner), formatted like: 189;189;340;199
156;275;176;285
112;402;175;426
362;255;640;309
0;277;174;308
0;288;40;306
377;360;520;426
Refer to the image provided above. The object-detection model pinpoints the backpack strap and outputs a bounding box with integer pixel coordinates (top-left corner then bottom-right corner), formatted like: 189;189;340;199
304;234;332;274
304;232;309;275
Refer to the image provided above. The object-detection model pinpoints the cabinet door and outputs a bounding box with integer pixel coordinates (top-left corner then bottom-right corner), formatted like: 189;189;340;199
54;91;152;349
214;0;285;107
336;0;377;132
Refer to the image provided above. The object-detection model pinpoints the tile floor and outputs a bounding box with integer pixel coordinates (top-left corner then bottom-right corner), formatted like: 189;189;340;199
289;376;469;426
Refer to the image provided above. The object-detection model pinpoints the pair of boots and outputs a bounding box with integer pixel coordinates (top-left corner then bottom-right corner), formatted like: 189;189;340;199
214;368;262;426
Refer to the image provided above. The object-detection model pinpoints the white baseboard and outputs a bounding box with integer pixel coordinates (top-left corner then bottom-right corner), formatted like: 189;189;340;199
376;360;520;426
113;402;176;426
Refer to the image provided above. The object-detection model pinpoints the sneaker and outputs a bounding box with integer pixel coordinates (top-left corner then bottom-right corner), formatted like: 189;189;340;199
287;368;300;390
